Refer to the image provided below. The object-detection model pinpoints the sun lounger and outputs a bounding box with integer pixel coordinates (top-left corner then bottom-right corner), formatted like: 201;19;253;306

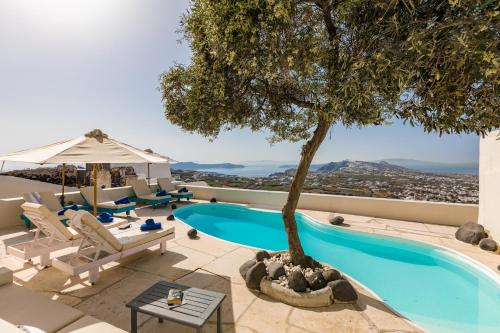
52;210;175;284
80;186;136;216
21;191;90;228
7;203;127;267
157;177;193;202
129;179;171;208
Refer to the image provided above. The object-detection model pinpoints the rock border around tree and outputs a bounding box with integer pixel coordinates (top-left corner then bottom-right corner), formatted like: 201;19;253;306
240;250;358;307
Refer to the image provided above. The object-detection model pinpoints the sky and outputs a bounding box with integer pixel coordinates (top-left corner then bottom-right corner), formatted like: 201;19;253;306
0;0;480;166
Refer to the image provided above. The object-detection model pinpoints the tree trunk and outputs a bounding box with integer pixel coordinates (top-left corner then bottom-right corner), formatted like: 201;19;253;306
282;117;330;266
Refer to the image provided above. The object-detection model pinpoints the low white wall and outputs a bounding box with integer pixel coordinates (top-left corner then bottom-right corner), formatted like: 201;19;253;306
479;130;500;240
0;183;478;229
184;185;478;226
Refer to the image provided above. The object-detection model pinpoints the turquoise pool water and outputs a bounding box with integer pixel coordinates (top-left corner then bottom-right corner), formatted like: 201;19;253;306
174;203;500;333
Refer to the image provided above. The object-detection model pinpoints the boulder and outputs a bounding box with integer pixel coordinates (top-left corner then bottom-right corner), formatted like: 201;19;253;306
322;269;342;283
304;255;321;268
288;271;308;292
268;262;286;280
455;222;487;245
171;203;177;210
306;271;327;291
210;198;217;203
329;216;345;225
245;262;267;290
255;250;271;262
239;259;256;279
166;214;175;221
328;280;358;303
479;238;498;252
187;228;198;239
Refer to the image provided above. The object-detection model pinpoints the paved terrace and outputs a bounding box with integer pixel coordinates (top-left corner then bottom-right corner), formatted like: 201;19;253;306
0;200;498;333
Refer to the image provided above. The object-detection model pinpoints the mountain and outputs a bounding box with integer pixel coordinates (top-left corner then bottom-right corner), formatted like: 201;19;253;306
171;162;245;170
380;159;479;175
316;160;410;173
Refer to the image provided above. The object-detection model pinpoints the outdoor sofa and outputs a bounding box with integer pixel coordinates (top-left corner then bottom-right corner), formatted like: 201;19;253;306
0;266;126;332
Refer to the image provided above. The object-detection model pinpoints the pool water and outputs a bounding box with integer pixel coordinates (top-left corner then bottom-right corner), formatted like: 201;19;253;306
174;203;500;333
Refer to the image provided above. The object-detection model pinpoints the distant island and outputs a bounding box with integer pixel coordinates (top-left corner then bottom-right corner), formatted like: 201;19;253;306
171;162;245;170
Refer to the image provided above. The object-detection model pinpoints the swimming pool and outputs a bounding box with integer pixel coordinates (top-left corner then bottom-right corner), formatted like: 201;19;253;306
174;203;500;333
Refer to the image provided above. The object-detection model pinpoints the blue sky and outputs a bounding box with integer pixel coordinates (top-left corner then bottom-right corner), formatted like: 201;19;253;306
0;0;479;165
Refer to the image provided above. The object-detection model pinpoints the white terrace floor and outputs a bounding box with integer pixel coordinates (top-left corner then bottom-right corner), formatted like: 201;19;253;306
0;200;498;333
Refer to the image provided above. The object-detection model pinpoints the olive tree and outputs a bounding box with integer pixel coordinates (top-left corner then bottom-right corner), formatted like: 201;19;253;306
160;0;499;266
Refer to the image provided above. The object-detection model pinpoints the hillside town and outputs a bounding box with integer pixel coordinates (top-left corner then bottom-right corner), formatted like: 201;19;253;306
172;160;479;204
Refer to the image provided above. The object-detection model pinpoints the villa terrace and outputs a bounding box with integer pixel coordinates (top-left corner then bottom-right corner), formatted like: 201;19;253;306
0;185;498;333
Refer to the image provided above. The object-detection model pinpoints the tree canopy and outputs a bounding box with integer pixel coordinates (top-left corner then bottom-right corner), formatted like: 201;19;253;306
160;0;499;265
161;0;499;143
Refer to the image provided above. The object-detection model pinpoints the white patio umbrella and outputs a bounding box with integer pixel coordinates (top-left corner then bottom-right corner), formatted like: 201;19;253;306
0;129;175;215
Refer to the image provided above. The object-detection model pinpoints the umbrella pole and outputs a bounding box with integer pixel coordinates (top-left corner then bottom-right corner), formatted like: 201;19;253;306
147;163;151;186
61;163;66;206
93;163;97;216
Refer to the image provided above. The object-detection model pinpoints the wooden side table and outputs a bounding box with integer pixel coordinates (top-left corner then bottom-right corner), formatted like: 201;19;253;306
126;280;226;333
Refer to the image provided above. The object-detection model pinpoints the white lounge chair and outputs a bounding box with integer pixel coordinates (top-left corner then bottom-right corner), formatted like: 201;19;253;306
21;192;89;227
157;177;193;202
52;210;175;284
129;179;171;208
80;186;136;216
7;203;127;267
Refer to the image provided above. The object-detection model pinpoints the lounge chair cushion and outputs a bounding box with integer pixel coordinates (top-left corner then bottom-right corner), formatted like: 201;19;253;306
55;315;126;333
81;187;136;211
0;319;25;333
38;192;64;211
117;225;175;251
129;179;151;197
157;177;176;192
79;213;123;252
0;284;84;333
21;203;76;241
137;194;171;202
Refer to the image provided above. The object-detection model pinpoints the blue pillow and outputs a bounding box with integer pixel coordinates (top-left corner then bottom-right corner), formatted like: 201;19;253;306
114;197;130;205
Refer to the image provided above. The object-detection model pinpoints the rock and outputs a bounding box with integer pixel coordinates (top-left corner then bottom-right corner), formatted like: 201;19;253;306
245;262;267;290
210;198;217;203
329;216;345;225
187;228;198;239
303;255;321;268
166;214;175;221
288;270;308;292
322;269;342;283
328;280;358;303
239;259;256;279
455;222;487;245
306;271;327;291
255;250;271;262
479;238;498;252
171;203;177;210
268;262;286;280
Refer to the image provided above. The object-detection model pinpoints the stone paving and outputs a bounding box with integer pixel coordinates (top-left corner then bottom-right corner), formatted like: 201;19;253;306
0;200;498;332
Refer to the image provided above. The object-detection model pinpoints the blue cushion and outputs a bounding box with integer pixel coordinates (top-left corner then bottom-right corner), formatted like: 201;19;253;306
97;212;114;223
156;190;167;197
114;197;130;205
141;221;162;231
